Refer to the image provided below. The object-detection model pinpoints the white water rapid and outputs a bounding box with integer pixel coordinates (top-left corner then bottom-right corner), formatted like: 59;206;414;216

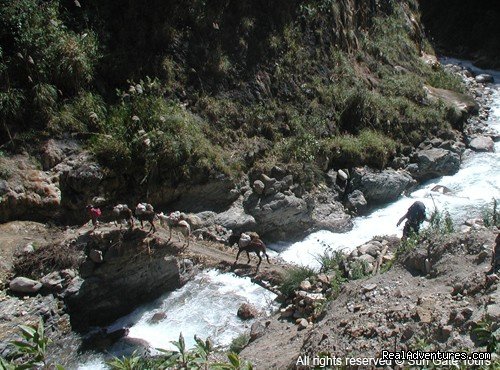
274;58;500;269
78;58;499;369
77;270;277;369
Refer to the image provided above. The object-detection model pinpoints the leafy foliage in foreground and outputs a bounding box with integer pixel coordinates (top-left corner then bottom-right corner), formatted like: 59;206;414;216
0;324;254;370
0;319;53;370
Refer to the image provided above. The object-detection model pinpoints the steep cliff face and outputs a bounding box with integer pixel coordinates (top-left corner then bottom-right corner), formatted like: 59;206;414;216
65;228;182;330
419;0;500;68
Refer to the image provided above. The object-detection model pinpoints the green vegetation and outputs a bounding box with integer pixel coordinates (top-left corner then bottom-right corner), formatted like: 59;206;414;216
0;324;254;370
315;248;346;297
229;333;250;354
482;198;499;228
279;266;316;297
0;0;467;189
0;319;54;369
473;318;498;354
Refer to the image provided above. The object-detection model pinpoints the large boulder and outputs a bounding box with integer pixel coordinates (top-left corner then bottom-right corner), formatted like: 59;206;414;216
408;148;460;180
237;303;259;320
346;190;368;215
0;155;61;223
214;201;256;233
350;167;415;204
9;277;42;294
468;136;494;152
244;192;310;241
309;193;352;233
475;74;494;83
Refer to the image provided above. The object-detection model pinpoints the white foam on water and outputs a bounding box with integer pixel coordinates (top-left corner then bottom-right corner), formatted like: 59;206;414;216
274;59;500;269
108;270;276;351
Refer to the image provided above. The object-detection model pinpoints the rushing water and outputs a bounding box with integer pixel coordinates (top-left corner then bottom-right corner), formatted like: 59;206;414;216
273;58;500;269
77;270;277;369
78;59;499;368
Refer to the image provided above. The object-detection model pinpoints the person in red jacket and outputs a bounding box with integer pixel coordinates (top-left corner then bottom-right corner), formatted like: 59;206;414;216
86;205;102;229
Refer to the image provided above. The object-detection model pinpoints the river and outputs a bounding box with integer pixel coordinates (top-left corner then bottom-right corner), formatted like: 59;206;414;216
274;58;500;269
78;58;499;368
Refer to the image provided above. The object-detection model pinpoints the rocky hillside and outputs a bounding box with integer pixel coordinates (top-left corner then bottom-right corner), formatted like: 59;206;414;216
0;0;473;220
241;225;500;368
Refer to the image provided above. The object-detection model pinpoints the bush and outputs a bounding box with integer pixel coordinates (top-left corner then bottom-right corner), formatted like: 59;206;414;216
229;333;250;354
280;266;316;297
90;79;229;185
328;129;397;169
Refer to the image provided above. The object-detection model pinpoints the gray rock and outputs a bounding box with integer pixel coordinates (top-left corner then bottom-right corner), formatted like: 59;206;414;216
40;139;64;170
486;303;500;322
0;180;9;196
299;280;312;291
253;180;265;195
270;166;287;180
149;311;167;324
214;203;256;233
40;271;63;291
475;74;494;83
468;136;494;152
346;190;368;215
351;167;415;204
250;320;266;342
245;192;308;240
9;277;42;294
409;148;460;180
357;254;376;265
297;318;309;330
309;195;352;234
260;174;277;189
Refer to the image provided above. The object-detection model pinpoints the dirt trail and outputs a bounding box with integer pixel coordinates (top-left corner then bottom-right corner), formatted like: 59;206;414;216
0;220;290;292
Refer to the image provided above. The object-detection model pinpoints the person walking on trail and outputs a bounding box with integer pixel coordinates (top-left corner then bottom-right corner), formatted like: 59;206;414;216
397;201;426;238
86;205;102;229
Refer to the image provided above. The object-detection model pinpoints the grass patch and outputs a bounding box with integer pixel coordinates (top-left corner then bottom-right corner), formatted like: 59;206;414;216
229;333;250;354
280;266;316;297
327;129;397;169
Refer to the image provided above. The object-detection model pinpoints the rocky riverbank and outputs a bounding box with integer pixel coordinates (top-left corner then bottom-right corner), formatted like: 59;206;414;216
240;224;500;369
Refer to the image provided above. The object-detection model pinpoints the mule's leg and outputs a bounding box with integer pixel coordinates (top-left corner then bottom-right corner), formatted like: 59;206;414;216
256;253;262;271
235;249;243;263
264;251;271;264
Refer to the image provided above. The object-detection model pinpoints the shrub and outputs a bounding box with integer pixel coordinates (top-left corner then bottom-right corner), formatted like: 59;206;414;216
90;79;229;185
349;259;371;280
229;333;250;354
0;319;52;369
280;266;316;297
48;92;107;134
328;129;397;169
482;198;499;228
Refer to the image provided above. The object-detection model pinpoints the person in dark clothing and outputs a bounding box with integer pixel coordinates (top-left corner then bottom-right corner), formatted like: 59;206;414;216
86;205;102;229
493;233;500;273
397;201;426;238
